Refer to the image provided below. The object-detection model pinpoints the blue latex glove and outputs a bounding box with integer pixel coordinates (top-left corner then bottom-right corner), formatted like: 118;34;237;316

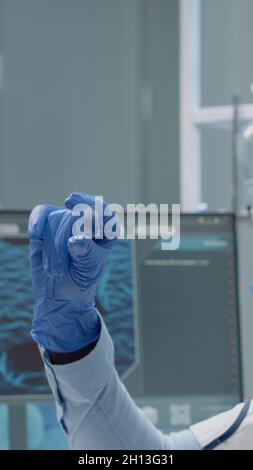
28;193;118;352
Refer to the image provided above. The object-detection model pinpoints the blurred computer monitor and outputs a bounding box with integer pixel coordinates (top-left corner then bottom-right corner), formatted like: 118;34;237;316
0;210;243;434
125;213;242;432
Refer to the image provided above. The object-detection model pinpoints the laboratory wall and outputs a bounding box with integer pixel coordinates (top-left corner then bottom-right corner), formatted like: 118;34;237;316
0;0;179;210
1;0;253;221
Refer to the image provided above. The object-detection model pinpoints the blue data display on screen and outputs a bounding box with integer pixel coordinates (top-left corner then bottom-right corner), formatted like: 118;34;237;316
0;238;135;395
0;238;48;395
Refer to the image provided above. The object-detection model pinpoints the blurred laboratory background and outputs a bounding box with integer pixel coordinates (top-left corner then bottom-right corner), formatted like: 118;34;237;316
1;0;253;450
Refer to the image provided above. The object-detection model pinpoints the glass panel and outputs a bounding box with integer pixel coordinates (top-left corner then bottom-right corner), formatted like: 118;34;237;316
201;0;253;106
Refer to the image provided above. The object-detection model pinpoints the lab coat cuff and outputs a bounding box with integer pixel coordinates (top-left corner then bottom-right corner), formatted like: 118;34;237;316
40;315;115;399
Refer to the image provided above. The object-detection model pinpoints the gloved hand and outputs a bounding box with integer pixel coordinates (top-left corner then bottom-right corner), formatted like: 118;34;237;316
28;193;118;352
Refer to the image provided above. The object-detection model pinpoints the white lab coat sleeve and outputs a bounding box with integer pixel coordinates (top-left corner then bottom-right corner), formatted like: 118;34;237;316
40;317;200;450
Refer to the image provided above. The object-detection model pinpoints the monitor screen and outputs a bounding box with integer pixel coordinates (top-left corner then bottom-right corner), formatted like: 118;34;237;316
0;211;242;434
129;213;242;431
0;212;136;398
0;236;48;396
